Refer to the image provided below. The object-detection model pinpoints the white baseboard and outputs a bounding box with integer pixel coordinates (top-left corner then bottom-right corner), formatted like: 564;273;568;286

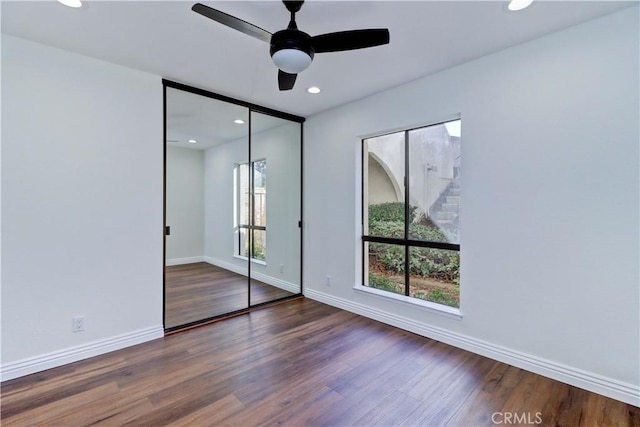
204;256;248;275
252;272;299;294
304;289;640;407
165;256;205;266
204;257;299;294
0;325;164;382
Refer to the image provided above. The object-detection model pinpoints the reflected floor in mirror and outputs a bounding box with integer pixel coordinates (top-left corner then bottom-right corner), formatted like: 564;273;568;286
165;262;294;329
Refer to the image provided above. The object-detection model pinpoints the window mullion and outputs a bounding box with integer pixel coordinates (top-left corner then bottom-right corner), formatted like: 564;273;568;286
404;130;410;296
247;112;252;308
250;161;255;261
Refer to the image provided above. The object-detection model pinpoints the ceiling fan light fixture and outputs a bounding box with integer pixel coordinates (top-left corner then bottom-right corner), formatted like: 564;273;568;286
508;0;533;11
57;0;82;7
271;49;313;74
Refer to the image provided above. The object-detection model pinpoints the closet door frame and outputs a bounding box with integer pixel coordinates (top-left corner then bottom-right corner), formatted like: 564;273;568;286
162;79;305;333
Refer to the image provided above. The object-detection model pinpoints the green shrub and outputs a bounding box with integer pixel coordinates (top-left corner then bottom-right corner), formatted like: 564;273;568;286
415;288;458;307
368;273;402;293
368;202;416;223
409;246;459;282
376;242;405;273
408;223;449;242
369;220;404;239
369;218;449;243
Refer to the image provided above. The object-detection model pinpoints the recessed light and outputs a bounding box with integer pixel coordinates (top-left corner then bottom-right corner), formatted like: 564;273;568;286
234;119;245;124
57;0;82;8
508;0;533;11
307;86;321;94
187;139;197;144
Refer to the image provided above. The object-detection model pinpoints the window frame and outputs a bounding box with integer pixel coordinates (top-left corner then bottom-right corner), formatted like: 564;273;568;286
361;118;461;306
236;159;267;263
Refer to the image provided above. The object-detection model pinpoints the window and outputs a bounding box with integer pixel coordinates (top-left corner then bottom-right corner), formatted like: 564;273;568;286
236;159;267;262
362;119;461;308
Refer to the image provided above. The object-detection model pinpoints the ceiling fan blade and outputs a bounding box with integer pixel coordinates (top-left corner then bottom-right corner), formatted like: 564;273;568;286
278;70;297;91
311;29;389;53
192;3;272;43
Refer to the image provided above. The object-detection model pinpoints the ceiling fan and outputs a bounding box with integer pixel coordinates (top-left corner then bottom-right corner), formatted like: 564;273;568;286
192;1;390;91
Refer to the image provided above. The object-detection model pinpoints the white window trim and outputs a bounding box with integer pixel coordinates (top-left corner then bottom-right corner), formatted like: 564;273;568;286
233;254;267;266
354;284;462;320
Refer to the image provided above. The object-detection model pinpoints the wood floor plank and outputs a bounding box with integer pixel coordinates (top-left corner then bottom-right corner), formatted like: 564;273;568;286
1;382;120;426
328;348;421;399
577;392;640;427
400;354;498;426
167;393;246;427
0;353;127;412
445;363;527;426
259;386;345;427
315;359;425;426
2;298;638;426
220;365;352;427
89;398;156;426
399;343;476;402
354;390;421;426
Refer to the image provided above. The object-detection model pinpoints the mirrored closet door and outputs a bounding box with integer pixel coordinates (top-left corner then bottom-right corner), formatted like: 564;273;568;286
163;81;303;331
249;112;301;306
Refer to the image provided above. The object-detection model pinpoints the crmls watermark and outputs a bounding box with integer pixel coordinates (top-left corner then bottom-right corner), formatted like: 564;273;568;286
491;412;543;425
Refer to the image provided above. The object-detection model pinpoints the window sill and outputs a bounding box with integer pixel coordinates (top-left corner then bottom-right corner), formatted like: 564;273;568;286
353;285;462;320
233;255;267;266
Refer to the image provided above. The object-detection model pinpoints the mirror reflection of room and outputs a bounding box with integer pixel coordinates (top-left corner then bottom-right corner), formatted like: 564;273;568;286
164;86;301;330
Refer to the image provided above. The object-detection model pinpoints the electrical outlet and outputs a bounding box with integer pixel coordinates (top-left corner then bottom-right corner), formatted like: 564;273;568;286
279;264;284;274
325;275;331;287
72;316;85;332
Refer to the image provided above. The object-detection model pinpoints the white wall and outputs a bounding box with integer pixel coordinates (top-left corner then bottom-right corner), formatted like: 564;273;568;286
165;146;204;263
204;138;248;273
304;7;639;405
1;35;164;378
203;121;301;290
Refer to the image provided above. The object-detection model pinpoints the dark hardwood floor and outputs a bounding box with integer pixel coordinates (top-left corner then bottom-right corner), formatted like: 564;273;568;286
2;299;638;426
165;262;294;328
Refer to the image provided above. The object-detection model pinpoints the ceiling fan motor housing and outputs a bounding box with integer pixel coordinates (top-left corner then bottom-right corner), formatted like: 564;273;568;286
283;1;304;13
270;29;315;74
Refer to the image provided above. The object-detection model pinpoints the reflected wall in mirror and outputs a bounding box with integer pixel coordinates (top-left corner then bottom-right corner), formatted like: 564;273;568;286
249;112;301;306
164;83;303;330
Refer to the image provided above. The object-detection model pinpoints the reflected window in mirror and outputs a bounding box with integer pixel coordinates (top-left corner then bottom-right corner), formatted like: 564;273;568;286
235;159;267;263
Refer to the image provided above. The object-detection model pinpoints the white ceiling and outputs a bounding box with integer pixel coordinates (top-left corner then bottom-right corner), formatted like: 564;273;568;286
1;1;634;118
